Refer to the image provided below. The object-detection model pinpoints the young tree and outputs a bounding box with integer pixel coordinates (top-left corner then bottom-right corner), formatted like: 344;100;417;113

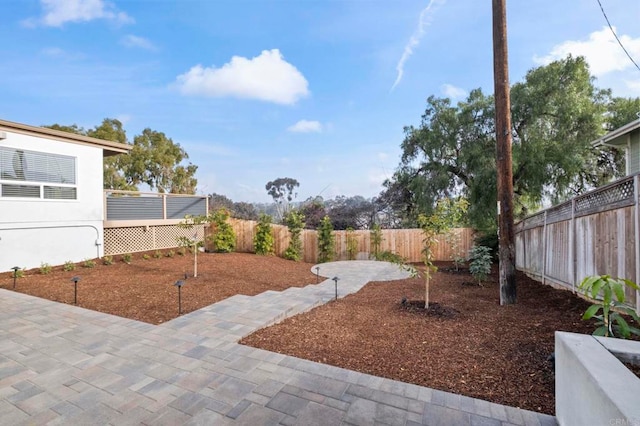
418;198;467;309
317;215;335;263
283;209;305;261
266;177;300;222
254;214;275;255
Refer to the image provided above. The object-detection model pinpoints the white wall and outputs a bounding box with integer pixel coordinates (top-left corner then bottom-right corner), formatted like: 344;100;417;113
0;130;105;271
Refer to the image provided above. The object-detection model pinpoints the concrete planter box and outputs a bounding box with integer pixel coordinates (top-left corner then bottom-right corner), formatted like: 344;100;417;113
555;331;640;426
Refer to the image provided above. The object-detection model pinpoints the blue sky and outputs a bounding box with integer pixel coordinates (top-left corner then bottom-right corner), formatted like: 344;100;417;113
1;0;639;203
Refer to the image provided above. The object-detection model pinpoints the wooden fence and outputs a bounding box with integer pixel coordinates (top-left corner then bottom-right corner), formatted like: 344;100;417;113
208;219;474;264
515;173;640;312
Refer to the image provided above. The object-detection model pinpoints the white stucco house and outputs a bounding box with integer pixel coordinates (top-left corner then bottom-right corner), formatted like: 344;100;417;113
0;119;130;272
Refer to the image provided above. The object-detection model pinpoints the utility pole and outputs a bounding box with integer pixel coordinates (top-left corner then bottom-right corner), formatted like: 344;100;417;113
492;0;516;304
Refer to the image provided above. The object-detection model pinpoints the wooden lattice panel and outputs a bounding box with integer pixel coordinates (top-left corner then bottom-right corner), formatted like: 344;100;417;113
104;225;205;255
575;178;634;213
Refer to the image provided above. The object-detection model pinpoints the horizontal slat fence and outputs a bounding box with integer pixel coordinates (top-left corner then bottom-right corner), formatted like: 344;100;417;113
515;173;640;312
214;219;474;264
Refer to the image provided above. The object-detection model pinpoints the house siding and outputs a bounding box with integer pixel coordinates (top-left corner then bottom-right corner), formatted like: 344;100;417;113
630;129;640;175
0;130;105;271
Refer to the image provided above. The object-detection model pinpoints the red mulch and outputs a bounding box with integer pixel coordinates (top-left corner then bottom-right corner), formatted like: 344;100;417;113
0;251;317;324
241;262;599;415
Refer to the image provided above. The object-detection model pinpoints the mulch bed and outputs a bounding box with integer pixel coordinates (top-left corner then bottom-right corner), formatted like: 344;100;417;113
241;262;599;415
0;251;317;324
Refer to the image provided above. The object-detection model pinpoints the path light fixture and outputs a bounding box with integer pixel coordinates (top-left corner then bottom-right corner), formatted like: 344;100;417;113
70;276;80;305
175;280;185;315
315;266;320;283
11;266;20;289
332;276;340;301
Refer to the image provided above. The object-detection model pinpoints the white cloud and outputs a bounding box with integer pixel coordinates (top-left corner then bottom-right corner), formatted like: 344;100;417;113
121;35;157;51
25;0;133;27
116;114;131;124
175;49;310;105
441;83;467;100
391;0;445;91
287;120;322;133
533;27;640;77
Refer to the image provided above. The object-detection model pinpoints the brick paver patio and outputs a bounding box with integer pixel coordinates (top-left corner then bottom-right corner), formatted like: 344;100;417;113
0;261;557;425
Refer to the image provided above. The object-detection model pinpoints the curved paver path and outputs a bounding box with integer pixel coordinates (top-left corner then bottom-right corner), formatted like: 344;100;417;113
0;261;556;425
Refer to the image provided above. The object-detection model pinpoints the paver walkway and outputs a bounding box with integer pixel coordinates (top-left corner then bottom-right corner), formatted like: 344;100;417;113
0;261;557;425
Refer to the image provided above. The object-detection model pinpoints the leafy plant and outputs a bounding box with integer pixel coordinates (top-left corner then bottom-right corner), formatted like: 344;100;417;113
370;224;383;260
254;213;275;256
11;268;25;278
122;253;132;264
446;229;465;271
166;250;175;258
207;209;236;253
39;263;52;275
102;255;113;265
177;247;186;256
143;254;150;260
63;261;76;272
579;275;640;339
346;227;358;260
83;259;96;268
153;250;163;259
317;215;335;263
284;210;305;261
468;245;492;286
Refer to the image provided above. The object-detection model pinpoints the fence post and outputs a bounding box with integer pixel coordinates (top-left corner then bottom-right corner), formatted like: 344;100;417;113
571;198;577;293
634;174;639;314
162;194;167;220
542;211;547;285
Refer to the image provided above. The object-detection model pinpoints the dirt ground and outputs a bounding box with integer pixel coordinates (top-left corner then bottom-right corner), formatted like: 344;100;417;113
1;254;628;414
0;251;318;324
241;262;599;415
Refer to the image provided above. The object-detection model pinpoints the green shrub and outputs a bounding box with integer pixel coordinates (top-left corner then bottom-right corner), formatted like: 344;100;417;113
143;254;150;260
177;247;186;256
254;213;275;255
63;261;75;272
83;259;96;268
468;245;492;286
317;215;334;263
284;210;305;261
122;253;132;264
579;275;640;339
208;209;236;253
166;250;175;258
374;250;405;263
39;263;52;275
102;255;113;265
346;227;358;260
153;250;162;259
474;230;498;261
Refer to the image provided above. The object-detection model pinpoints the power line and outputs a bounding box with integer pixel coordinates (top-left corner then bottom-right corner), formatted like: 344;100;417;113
596;0;640;73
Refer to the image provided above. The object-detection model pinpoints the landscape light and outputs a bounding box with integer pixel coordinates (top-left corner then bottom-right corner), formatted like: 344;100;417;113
70;276;80;305
332;276;340;301
175;280;185;315
315;266;320;283
11;266;20;289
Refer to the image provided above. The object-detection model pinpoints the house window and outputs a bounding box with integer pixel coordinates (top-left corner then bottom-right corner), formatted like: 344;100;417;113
0;147;77;200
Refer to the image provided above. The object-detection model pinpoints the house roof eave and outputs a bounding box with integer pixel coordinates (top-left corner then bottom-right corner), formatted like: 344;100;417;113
0;118;132;156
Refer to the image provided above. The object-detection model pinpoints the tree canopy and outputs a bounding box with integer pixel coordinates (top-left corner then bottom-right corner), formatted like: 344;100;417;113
46;118;198;194
380;55;634;231
265;177;300;222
